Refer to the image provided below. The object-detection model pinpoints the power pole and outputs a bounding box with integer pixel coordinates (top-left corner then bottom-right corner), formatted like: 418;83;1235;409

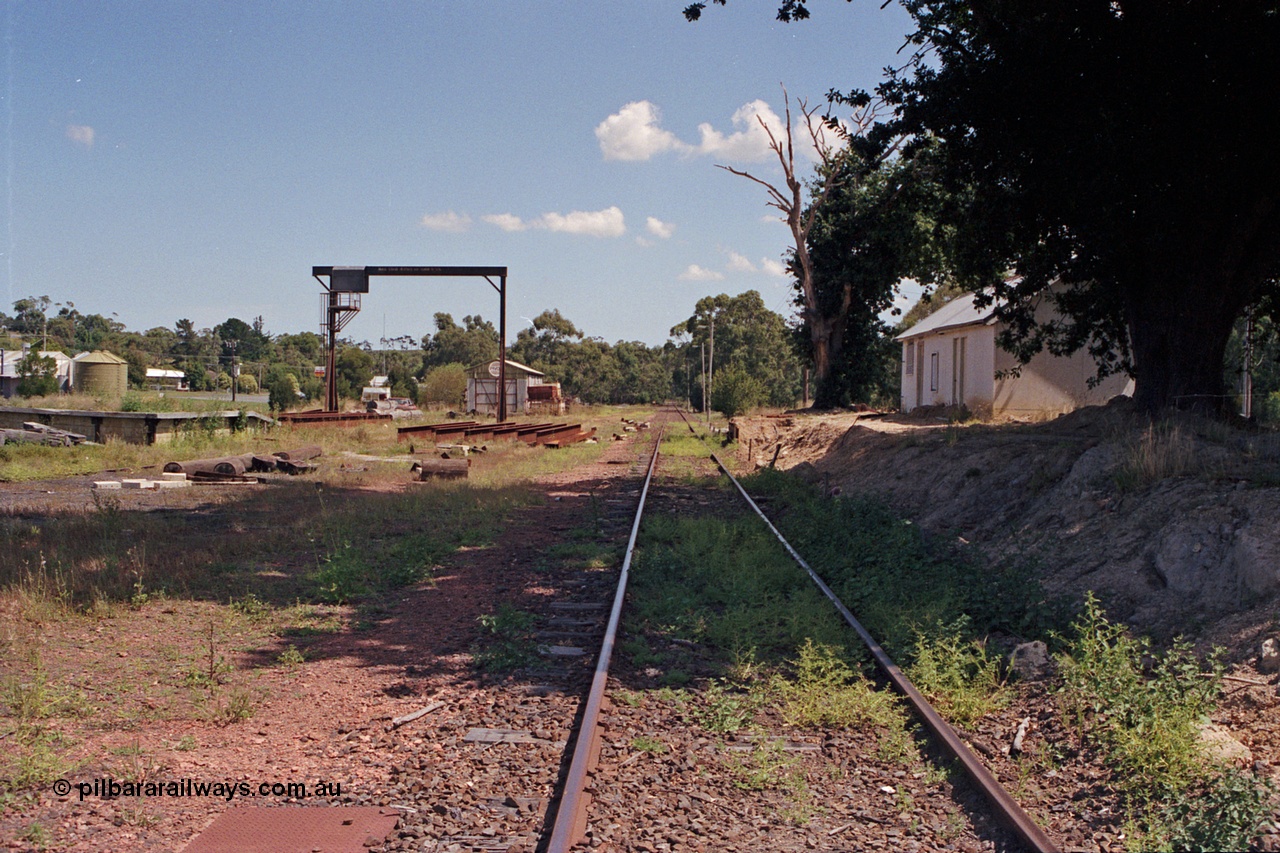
227;340;238;403
707;312;715;428
701;342;708;424
1242;308;1254;419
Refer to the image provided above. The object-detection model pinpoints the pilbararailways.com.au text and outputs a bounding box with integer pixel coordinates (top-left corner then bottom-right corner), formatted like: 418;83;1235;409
53;777;344;802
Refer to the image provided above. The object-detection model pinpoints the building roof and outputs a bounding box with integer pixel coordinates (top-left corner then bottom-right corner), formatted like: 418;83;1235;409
145;368;185;379
0;350;71;379
468;358;545;378
71;350;128;365
895;291;998;341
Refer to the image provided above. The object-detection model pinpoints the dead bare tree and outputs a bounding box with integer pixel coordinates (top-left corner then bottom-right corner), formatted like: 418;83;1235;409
718;87;897;397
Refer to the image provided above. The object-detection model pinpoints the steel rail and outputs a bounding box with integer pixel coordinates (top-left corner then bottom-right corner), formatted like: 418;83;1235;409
546;420;667;852
708;450;1060;853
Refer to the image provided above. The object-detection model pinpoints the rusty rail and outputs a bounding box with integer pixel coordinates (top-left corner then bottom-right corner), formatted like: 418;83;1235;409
706;446;1060;853
545;421;666;853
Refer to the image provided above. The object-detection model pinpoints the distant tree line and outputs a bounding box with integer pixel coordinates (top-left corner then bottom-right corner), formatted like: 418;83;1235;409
0;290;811;416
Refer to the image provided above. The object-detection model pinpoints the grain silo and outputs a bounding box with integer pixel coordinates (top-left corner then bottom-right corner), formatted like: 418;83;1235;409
72;351;129;397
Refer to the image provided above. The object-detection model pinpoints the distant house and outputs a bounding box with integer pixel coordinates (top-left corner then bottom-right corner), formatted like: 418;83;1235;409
0;349;72;398
145;368;187;390
465;359;552;416
895;291;1133;419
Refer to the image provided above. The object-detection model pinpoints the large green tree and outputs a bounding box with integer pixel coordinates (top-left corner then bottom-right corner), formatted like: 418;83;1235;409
689;1;1280;414
422;313;498;370
798;145;949;406
671;290;802;409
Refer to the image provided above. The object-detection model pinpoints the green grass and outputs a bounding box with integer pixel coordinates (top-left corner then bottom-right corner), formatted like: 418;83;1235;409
740;467;1064;655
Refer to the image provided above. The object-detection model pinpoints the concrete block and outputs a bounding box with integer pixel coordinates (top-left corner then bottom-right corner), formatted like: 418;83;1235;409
153;479;192;489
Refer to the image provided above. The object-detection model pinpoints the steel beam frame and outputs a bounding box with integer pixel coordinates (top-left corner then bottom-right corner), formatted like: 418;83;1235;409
312;266;509;420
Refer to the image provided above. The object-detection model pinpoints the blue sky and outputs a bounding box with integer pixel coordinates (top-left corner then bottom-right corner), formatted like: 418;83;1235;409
2;1;916;349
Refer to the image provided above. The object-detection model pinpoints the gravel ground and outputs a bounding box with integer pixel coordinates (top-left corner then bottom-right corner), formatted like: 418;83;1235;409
4;415;1278;852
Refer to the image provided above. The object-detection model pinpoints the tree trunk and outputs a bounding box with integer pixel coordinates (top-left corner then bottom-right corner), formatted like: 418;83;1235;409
1126;278;1240;415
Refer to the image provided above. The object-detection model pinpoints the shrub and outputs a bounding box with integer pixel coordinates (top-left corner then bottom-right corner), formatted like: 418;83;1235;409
1056;594;1273;849
710;366;764;418
419;363;467;408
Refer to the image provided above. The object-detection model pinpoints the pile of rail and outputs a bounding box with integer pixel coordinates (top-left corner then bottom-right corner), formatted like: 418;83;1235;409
163;445;322;482
0;422;88;446
277;410;390;424
397;420;596;449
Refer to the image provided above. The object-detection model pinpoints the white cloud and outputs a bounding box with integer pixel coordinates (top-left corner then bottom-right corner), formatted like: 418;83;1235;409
695;100;780;161
726;251;756;273
596;101;690;161
66;124;94;147
595;99;789;163
759;257;788;277
679;264;724;282
482;213;529;232
483;206;626;238
539;206;626;238
646;217;675;239
419;211;471;233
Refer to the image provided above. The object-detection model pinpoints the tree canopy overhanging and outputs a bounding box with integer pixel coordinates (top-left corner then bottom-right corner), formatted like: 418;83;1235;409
689;0;1280;414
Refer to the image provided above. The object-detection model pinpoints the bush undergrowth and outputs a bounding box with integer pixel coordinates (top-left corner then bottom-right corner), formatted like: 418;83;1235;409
1057;594;1272;851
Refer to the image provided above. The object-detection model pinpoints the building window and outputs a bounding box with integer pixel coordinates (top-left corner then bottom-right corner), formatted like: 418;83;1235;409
905;341;915;375
930;352;939;392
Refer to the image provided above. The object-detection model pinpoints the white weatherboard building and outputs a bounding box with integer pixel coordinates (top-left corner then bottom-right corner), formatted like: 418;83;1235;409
0;349;72;398
896;291;1133;419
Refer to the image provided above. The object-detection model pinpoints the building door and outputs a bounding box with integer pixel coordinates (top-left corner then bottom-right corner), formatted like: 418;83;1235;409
951;336;966;406
915;343;924;409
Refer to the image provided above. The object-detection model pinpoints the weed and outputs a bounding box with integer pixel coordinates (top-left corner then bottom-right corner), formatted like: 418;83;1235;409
4;727;75;790
907;620;1008;729
726;738;808;812
473;604;538;673
1056;594;1272;848
738;468;1060;654
230;593;271;620
185;621;233;688
696;681;755;734
773;641;896;728
614;689;643;708
21;823;52;850
619;636;663;667
631;735;668;753
1113;422;1196;492
546;540;618;570
1;666;57;723
217;687;257;724
1142;767;1275;852
659;669;691;687
1057;594;1217;793
173;735;197;751
277;645;305;668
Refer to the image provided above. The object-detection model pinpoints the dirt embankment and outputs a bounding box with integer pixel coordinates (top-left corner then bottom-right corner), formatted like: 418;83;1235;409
732;401;1280;653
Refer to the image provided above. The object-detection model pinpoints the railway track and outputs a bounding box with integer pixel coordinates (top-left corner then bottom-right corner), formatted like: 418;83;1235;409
537;407;1057;853
380;407;1060;852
